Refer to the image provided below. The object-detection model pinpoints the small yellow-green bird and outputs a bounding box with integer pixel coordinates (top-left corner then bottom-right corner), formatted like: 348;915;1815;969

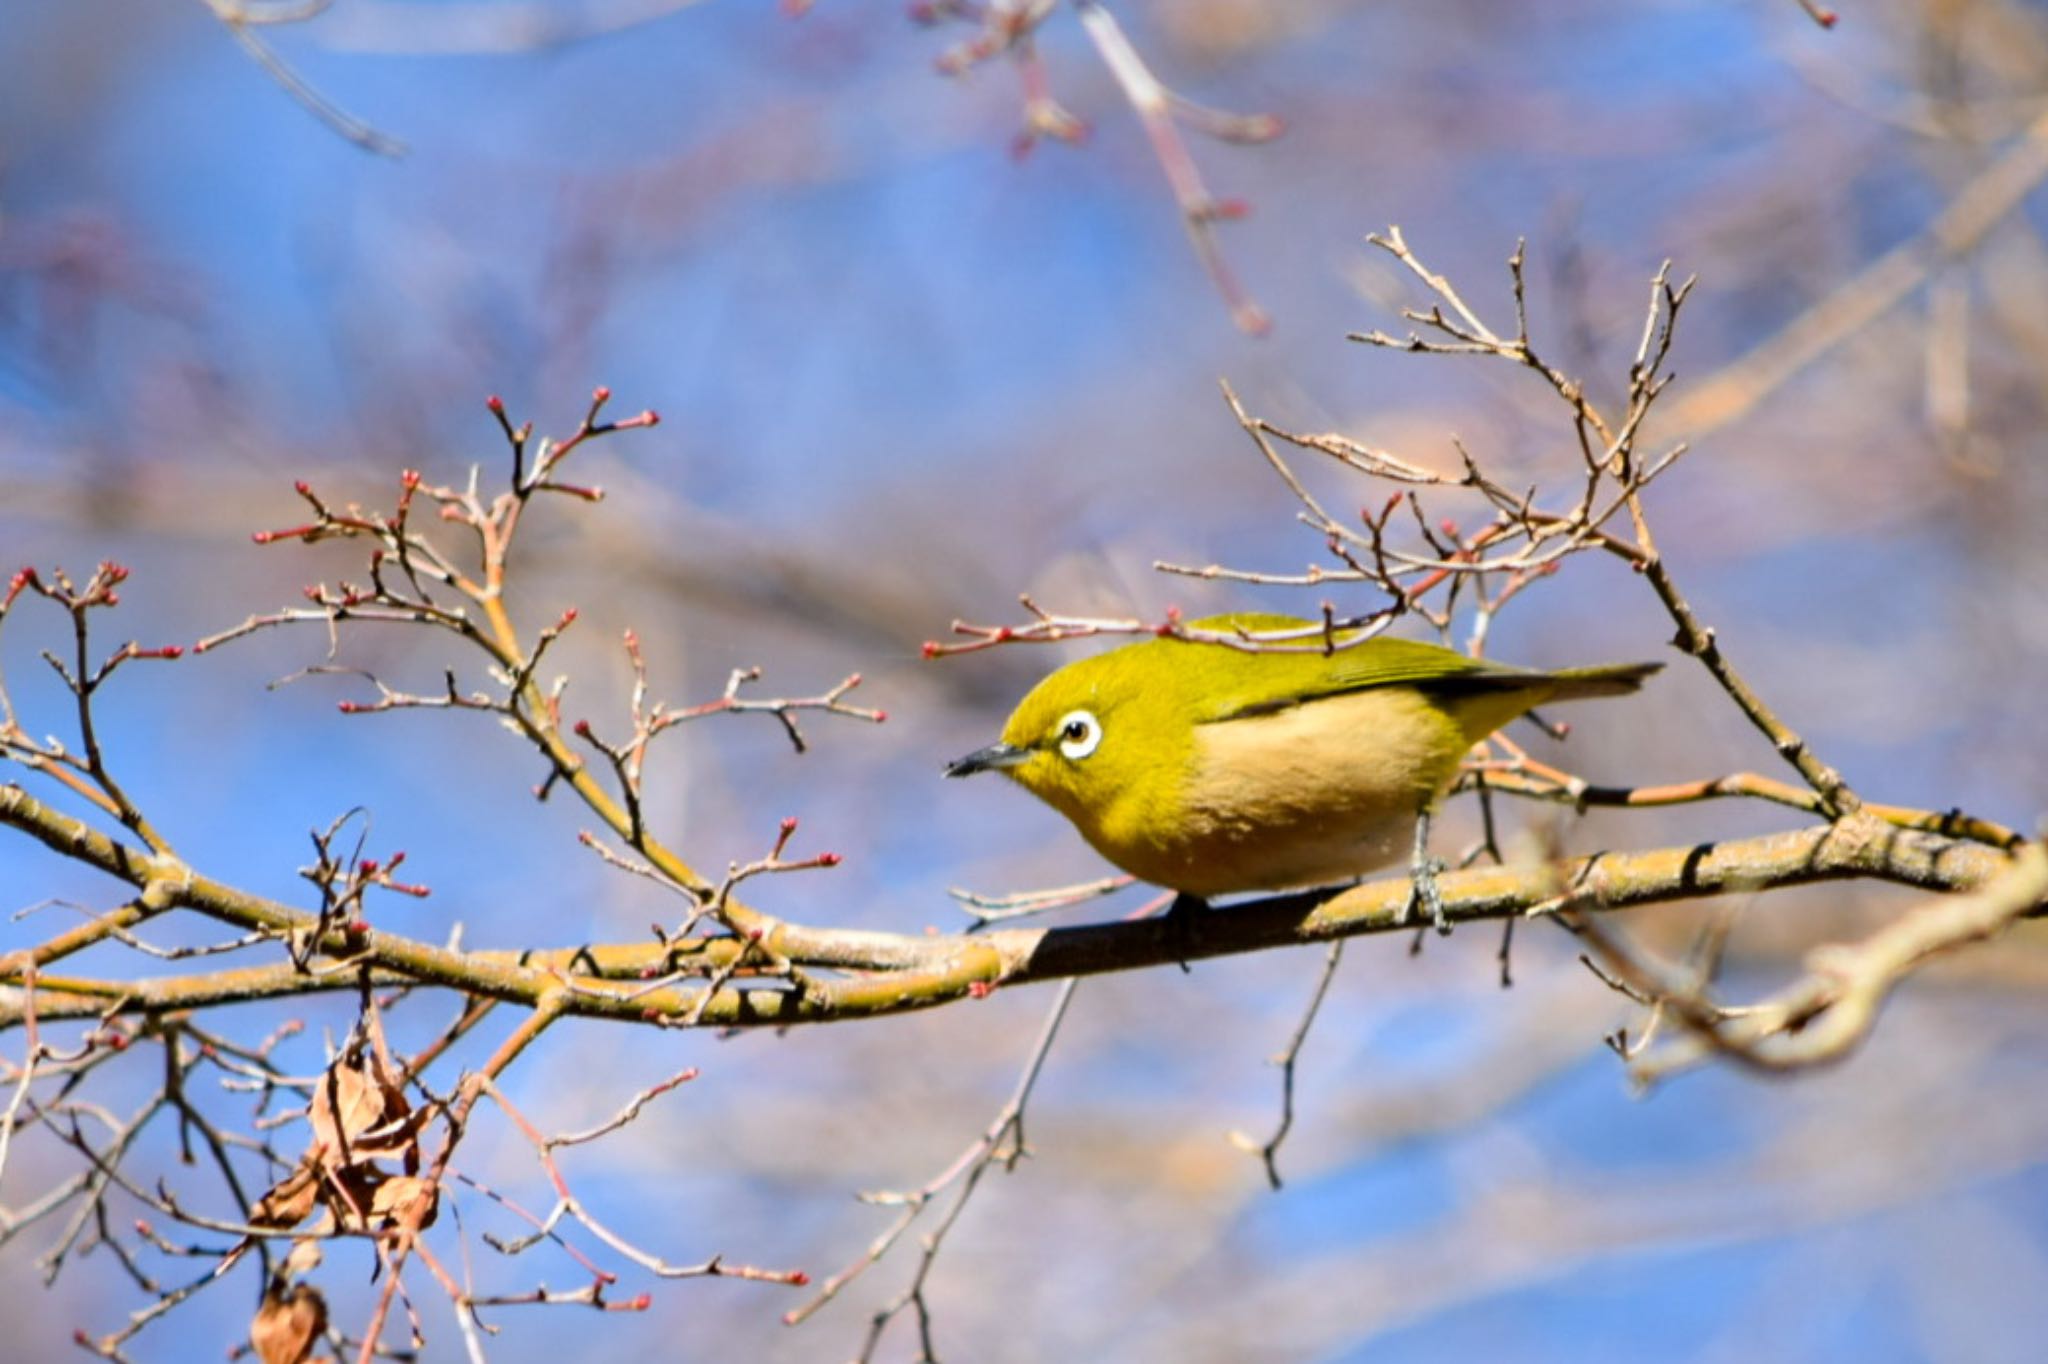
946;613;1659;924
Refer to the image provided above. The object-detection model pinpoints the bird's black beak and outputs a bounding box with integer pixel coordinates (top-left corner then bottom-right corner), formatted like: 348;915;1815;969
944;742;1028;778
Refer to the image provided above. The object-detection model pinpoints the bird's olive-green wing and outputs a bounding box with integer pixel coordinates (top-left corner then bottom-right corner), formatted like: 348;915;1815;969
1183;613;1545;723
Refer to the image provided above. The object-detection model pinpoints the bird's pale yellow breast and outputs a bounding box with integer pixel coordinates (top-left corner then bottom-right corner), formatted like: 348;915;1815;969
1088;686;1473;897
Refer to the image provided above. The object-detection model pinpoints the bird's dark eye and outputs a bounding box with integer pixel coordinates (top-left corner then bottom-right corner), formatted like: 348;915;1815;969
1054;709;1102;760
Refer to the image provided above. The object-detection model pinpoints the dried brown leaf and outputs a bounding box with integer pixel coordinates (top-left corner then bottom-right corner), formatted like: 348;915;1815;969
368;1173;439;1230
250;1279;327;1364
323;1162;386;1234
308;1042;424;1164
251;1160;322;1232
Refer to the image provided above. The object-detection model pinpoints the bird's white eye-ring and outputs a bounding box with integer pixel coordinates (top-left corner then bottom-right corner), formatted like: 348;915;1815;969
1055;710;1103;761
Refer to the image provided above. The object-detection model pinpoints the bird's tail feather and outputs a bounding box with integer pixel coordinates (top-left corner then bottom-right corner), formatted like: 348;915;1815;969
1543;660;1664;701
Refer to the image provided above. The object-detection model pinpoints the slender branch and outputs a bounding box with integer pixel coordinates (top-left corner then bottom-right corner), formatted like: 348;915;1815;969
1228;940;1345;1190
1072;0;1280;335
0;963;40;1189
1577;839;2048;1081
787;977;1079;1350
209;4;408;155
1466;765;2013;849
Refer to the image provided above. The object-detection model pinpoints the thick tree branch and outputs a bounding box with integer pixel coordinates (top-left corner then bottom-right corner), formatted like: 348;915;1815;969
4;781;2034;1032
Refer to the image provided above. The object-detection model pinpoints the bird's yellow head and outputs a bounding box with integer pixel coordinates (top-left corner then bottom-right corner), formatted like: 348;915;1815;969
943;640;1202;839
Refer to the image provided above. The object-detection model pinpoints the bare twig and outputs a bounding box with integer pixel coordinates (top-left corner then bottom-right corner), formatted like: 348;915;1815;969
1228;941;1345;1190
785;977;1079;1359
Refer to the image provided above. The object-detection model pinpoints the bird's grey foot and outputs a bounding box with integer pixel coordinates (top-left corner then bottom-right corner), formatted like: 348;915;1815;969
1406;853;1450;935
1403;807;1451;935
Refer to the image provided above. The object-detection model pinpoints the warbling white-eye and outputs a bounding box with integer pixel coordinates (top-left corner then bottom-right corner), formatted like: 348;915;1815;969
945;613;1659;926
